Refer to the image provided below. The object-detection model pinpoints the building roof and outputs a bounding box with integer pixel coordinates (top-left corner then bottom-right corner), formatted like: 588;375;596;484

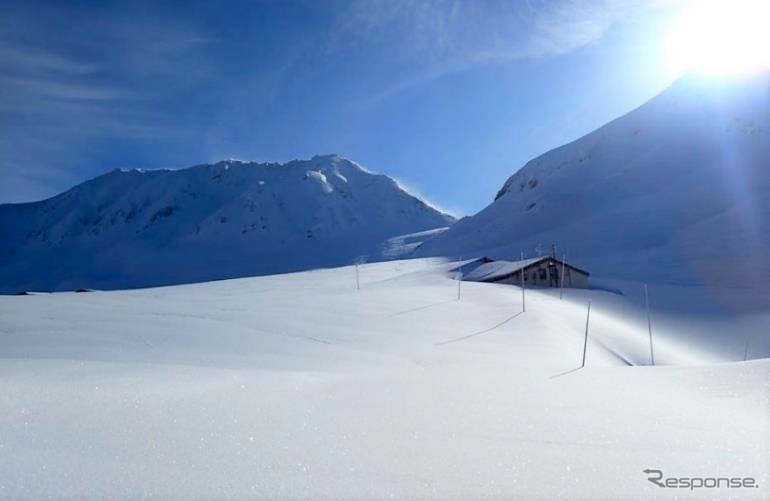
454;256;589;283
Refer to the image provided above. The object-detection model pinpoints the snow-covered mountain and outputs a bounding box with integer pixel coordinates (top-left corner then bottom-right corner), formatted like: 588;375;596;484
0;154;454;292
417;73;770;303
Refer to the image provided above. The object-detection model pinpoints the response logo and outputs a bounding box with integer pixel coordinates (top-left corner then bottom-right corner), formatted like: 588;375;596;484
643;469;759;490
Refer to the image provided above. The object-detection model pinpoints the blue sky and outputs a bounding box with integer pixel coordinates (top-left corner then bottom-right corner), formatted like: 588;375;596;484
1;0;689;214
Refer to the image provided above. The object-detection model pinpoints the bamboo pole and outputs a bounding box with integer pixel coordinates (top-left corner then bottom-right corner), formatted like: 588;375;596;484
645;284;655;366
520;251;526;312
456;271;462;300
581;301;591;368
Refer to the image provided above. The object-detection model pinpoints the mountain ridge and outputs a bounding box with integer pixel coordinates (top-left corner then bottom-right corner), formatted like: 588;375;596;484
0;154;454;293
415;73;770;309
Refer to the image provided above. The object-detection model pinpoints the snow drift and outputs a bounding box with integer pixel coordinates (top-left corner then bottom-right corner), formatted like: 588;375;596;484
0;259;767;498
0;154;454;293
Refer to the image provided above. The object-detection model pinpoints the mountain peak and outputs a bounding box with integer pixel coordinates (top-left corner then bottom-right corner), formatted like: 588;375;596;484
418;74;770;307
494;71;770;203
0;156;454;293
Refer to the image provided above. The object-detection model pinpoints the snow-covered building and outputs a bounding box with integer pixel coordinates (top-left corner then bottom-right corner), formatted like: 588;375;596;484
455;256;589;289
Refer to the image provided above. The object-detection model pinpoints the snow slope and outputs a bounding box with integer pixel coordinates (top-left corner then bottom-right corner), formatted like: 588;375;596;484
0;259;767;499
381;226;450;259
416;73;770;311
0;154;454;293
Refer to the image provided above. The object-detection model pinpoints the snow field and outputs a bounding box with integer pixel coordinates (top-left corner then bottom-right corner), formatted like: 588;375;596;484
0;258;767;498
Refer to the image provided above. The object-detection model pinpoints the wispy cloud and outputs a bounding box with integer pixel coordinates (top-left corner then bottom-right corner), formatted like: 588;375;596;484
0;75;132;105
335;0;677;105
0;44;97;75
0;4;218;202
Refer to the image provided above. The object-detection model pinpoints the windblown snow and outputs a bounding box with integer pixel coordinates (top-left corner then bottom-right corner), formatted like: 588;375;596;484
0;259;767;498
0;154;454;293
416;74;770;311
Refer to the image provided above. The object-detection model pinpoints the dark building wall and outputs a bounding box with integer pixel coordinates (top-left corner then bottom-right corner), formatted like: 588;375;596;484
493;259;589;289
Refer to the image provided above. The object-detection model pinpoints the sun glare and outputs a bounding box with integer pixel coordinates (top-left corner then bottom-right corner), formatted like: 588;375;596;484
665;0;770;77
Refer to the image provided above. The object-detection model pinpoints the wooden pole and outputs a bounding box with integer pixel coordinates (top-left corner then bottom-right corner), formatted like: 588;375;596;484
355;263;360;290
581;301;591;368
559;254;566;300
645;284;655;366
520;251;526;313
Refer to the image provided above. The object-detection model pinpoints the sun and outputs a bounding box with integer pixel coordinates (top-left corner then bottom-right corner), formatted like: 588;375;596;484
665;0;770;77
